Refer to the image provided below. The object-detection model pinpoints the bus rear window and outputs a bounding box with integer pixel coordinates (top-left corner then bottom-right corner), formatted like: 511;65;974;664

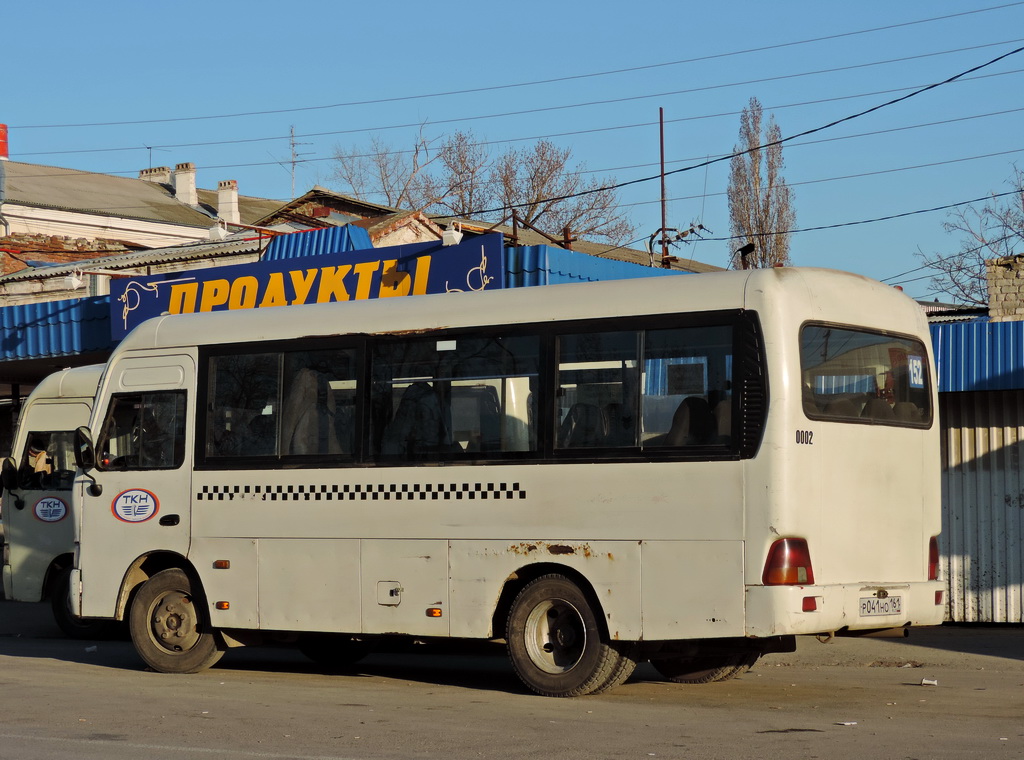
800;325;932;427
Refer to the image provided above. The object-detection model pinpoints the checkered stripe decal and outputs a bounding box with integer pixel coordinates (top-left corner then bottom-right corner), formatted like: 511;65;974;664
197;482;527;502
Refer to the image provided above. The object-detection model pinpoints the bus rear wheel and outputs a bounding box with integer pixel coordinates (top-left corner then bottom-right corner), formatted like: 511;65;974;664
129;568;223;674
506;574;633;697
651;652;759;684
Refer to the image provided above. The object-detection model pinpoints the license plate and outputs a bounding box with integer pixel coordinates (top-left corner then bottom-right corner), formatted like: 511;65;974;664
859;595;902;616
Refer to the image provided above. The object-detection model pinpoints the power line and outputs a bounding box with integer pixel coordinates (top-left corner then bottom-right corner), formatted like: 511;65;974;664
14;3;1023;131
881;233;1019;284
592;105;1024;179
458;45;1024;218
11;66;1022;187
16;38;1024;158
692;190;1021;243
611;147;1024;214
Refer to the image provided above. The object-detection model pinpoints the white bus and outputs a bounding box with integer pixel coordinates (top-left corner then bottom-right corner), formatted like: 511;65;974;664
70;267;944;696
1;364;115;638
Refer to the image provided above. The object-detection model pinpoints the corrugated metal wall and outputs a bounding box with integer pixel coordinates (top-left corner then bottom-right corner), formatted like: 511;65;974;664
0;296;112;361
261;225;373;261
505;245;685;287
940;390;1024;622
931;320;1024;392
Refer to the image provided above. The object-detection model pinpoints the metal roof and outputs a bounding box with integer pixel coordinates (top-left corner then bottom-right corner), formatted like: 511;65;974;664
5;161;282;228
506;245;685;286
0;296;112;362
0;234;268;283
931;320;1024;393
262;225;374;261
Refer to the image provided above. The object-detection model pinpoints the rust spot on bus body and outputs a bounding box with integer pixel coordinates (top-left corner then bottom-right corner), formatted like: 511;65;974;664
507;541;598;558
509;543;538;555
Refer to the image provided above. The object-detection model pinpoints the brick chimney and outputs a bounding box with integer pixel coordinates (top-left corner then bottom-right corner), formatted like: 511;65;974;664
173;162;198;206
986;256;1024;321
218;180;240;225
139;166;172;184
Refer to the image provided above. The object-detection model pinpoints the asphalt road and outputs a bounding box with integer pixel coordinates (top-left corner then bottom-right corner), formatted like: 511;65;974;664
0;599;1022;760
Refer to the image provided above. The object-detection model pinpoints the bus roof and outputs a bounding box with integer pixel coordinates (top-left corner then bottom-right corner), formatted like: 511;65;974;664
25;363;105;403
114;267;922;355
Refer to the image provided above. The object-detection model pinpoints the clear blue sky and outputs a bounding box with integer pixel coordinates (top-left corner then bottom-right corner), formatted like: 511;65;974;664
5;1;1022;299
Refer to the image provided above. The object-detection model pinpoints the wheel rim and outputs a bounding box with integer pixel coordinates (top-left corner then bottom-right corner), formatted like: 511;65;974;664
523;597;586;674
146;590;201;653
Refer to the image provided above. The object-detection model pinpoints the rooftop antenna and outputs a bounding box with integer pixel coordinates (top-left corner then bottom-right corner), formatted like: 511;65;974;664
143;145;170;169
287;125;313;199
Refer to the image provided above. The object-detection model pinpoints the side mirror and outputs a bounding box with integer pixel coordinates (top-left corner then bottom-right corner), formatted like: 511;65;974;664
73;426;103;497
1;457;25;508
1;456;17;493
74;426;96;471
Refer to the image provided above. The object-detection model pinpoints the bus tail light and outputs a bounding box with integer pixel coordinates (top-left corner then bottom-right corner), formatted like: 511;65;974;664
928;536;940;581
762;538;814;585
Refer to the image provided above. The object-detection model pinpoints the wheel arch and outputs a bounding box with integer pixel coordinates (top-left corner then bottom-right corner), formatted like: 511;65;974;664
41;552;76;600
491;562;611;641
115;551;201;622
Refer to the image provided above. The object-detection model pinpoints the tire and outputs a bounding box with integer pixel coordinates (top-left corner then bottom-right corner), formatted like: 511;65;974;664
590;642;639;694
299;634;371;670
129;568;223;674
651;652;760;684
50;566;119;640
506;574;631;697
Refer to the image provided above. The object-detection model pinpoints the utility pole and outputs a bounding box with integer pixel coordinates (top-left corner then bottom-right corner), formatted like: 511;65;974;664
660;107;669;267
287;126;313;199
647;108;710;267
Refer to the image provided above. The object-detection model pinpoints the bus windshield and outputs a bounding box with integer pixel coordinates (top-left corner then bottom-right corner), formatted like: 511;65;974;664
800;324;932;426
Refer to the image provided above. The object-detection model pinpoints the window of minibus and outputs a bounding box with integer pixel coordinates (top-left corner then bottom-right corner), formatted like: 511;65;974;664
204;346;358;460
555;325;735;450
18;431;78;489
800;324;932;426
97;392;186;470
371;334;540;460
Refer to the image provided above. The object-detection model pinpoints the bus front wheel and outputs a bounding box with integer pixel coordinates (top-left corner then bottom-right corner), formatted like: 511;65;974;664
129;568;223;674
506;574;633;697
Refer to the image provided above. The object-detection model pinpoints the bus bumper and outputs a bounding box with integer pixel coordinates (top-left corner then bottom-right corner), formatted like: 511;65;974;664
744;581;946;637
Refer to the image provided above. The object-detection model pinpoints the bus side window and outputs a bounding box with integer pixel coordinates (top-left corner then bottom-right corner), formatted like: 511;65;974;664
643;325;733;448
280;348;357;457
555;331;639;449
372;334;539;461
98;392;186;471
206;353;280;458
19;433;53;489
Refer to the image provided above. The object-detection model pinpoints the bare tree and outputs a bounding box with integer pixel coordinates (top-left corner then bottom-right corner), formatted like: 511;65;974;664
727;97;795;269
330;131;635;245
491;139;634;244
915;166;1024;305
331;128;437;209
420;131;495;218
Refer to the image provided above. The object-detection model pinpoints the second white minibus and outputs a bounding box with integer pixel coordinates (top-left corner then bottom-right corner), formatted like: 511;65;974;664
70;267;944;696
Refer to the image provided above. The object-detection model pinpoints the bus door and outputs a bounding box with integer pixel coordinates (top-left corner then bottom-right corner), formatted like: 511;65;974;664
3;403;90;602
77;354;196;619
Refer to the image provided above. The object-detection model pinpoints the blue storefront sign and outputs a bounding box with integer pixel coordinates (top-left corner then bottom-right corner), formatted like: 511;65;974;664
109;233;504;339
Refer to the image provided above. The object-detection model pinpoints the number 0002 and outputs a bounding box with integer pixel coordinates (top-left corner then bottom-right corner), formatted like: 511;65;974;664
795;430;814;445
